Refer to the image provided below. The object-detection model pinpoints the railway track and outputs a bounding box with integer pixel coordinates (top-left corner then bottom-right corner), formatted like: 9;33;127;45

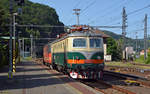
104;71;150;87
131;63;150;67
80;79;136;94
78;70;150;94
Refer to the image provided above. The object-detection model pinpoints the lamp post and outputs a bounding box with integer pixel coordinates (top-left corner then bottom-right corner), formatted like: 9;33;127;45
30;34;33;58
12;13;18;73
18;31;21;63
8;0;13;79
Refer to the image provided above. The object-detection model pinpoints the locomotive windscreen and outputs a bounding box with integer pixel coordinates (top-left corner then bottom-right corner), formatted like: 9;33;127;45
73;38;86;47
90;38;102;48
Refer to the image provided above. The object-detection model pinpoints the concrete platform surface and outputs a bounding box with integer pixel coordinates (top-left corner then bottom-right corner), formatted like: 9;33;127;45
0;60;102;94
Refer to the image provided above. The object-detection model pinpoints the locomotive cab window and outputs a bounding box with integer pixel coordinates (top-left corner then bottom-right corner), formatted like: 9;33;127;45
90;38;101;48
73;38;86;48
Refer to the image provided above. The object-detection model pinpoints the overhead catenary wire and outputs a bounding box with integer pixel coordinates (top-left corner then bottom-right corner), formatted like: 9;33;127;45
87;0;130;25
80;0;96;14
102;0;137;25
14;24;122;29
101;1;150;26
66;0;96;25
108;4;150;26
73;0;82;9
65;0;84;25
74;0;97;24
127;4;150;15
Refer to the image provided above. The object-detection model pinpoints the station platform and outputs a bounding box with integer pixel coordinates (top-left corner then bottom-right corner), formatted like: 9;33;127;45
0;60;102;94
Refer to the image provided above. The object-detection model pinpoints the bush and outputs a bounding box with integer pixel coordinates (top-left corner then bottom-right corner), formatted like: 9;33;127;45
135;55;145;64
0;43;9;67
146;52;150;64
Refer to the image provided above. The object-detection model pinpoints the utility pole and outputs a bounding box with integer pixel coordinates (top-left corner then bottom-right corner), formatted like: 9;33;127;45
8;0;25;79
23;38;24;58
8;0;13;79
144;14;147;60
34;38;36;58
73;9;81;25
136;32;138;53
13;13;17;73
30;34;33;58
18;39;21;63
122;7;127;62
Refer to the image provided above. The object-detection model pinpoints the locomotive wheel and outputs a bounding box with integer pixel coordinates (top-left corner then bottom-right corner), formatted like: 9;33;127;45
50;65;53;70
43;59;45;65
52;63;57;70
63;70;68;75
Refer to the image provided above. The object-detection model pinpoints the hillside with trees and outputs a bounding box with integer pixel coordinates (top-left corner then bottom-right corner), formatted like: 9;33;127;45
102;30;145;51
0;0;64;38
0;0;65;67
0;4;9;67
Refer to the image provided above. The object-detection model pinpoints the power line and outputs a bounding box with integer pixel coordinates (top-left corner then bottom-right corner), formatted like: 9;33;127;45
64;0;83;25
88;0;130;25
127;28;144;32
78;0;97;24
15;24;122;29
87;0;122;24
80;0;96;14
66;0;96;25
127;4;150;15
98;0;150;26
112;4;150;26
73;0;82;9
16;25;66;28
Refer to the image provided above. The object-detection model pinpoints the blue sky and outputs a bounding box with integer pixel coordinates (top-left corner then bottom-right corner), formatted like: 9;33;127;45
30;0;150;39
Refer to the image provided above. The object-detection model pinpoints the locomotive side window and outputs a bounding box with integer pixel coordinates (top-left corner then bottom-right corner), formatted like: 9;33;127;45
90;38;101;48
73;38;86;48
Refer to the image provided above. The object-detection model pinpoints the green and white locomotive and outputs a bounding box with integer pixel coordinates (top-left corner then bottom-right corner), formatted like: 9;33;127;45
43;26;104;79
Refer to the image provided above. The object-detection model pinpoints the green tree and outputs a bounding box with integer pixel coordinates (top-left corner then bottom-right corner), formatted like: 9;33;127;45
0;4;8;35
0;4;9;67
117;39;123;60
146;48;150;64
107;37;122;61
26;28;40;38
0;0;64;38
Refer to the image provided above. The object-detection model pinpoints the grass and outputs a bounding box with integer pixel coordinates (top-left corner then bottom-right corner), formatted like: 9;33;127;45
105;61;150;69
134;55;145;64
21;56;32;61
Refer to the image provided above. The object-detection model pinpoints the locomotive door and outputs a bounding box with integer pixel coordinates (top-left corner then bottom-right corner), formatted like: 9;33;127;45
63;41;67;68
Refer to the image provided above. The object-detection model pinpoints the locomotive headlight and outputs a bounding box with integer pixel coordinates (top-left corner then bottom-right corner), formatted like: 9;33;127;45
97;56;101;59
98;63;105;69
76;56;80;60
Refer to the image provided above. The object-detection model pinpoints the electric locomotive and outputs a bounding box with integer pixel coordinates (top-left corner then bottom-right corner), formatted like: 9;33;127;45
43;25;104;79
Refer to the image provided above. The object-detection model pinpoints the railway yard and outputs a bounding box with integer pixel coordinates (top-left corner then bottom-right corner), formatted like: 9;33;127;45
1;0;150;94
0;59;150;94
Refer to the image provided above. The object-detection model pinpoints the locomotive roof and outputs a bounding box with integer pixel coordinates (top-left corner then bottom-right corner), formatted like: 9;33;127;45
49;31;102;45
67;31;102;37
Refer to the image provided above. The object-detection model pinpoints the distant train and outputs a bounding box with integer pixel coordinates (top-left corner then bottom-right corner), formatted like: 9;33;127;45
43;25;104;79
